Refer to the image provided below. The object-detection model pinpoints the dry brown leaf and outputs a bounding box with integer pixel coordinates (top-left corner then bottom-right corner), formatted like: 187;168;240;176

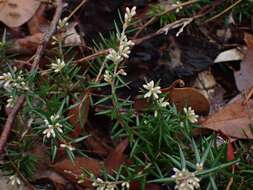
105;139;128;174
169;87;210;115
134;86;210;115
27;4;48;34
201;94;253;139
234;33;253;92
0;0;41;27
53;157;102;187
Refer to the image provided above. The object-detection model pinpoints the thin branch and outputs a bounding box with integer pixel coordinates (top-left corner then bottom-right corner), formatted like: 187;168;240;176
0;0;63;154
0;96;26;154
134;0;198;37
73;49;110;64
66;0;87;21
203;0;242;24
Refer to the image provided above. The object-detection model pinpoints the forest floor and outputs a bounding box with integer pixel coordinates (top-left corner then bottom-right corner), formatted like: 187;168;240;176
0;0;253;190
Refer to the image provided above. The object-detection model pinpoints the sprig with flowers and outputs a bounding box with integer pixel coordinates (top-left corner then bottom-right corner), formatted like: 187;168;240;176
94;7;136;120
102;6;136;89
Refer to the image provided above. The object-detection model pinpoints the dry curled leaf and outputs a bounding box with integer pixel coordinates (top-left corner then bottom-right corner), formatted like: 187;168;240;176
0;0;41;27
201;94;253;139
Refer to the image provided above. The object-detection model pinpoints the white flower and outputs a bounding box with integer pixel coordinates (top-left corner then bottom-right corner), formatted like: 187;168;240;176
43;115;63;139
57;17;69;29
43;125;55;138
0;72;13;88
6;95;16;108
106;48;123;63
92;177;118;190
196;163;203;172
0;69;29;91
143;80;161;99
157;97;170;107
103;70;112;84
183;107;199;123
117;69;127;76
92;178;106;189
122;181;130;189
51;35;59;45
60;143;75;151
51;58;66;73
9;175;21;186
50;114;60;122
125;6;136;24
173;1;183;13
171;168;200;190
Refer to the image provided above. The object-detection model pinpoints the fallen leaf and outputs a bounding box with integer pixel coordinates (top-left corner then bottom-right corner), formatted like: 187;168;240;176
27;4;48;34
201;94;253;139
53;157;102;187
105;139;128;174
234;33;253;92
168;87;210;115
134;86;210;115
0;0;41;27
214;48;243;63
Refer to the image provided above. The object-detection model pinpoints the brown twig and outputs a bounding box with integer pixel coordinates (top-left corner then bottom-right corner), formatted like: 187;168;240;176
134;0;198;37
73;49;110;64
0;0;63;154
66;0;87;21
203;0;242;24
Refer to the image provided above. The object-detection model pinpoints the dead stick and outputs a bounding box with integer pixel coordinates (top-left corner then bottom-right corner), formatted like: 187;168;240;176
73;49;110;64
134;0;198;37
204;0;242;24
0;0;63;154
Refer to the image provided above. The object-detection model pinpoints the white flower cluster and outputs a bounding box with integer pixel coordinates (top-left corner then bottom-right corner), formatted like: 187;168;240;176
103;70;113;84
171;168;200;190
106;6;136;63
92;177;130;190
103;69;127;84
9;175;21;186
183;107;199;123
124;7;136;25
173;1;183;13
43;114;63;138
51;58;66;73
0;68;29;91
143;80;161;99
103;7;136;84
57;17;69;30
6;95;16;108
143;80;170;117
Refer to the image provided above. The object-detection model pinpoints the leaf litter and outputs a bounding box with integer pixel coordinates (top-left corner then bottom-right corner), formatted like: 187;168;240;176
0;0;253;189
